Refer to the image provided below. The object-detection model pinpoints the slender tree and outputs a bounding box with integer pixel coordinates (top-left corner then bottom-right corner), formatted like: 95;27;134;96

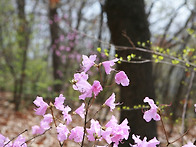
105;0;157;145
14;0;30;110
49;0;63;93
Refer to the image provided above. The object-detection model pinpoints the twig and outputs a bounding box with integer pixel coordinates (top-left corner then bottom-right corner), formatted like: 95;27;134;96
159;112;170;146
21;127;52;146
49;104;63;147
181;70;195;144
86;105;104;124
81;97;93;147
170;127;190;145
122;31;136;49
3;129;28;147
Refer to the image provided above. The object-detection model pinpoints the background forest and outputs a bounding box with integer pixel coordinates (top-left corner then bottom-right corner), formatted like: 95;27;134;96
0;0;196;146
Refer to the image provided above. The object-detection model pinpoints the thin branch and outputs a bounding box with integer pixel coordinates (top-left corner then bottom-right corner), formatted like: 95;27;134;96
159;1;187;47
21;127;52;146
159;112;170;146
181;70;195;144
122;32;136;49
49;105;63;147
60;22;196;69
75;0;87;30
97;2;104;47
81;97;93;147
3;129;28;147
167;10;195;45
170;127;191;145
147;0;157;18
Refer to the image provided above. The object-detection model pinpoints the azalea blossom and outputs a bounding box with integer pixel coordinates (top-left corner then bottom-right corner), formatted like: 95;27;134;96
92;80;103;97
72;72;89;86
115;71;130;86
33;96;49;115
0;134;11;147
0;134;27;147
54;94;66;111
105;115;130;146
32;114;53;135
56;123;70;142
32;125;45;135
73;72;92;100
40;114;53;130
82;55;97;72
194;104;196;112
130;134;160;147
73;73;103;100
75;103;85;118
102;127;113;144
87;119;102;141
182;141;196;147
69;126;84;143
143;97;160;122
102;58;118;74
12;135;27;147
104;93;119;111
62;106;72;125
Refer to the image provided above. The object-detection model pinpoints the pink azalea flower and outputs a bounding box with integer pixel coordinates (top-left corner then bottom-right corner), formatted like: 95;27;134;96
54;94;66;111
105;115;118;128
119;118;130;140
32;114;53;135
115;71;130;86
69;126;84;143
82;55;96;72
0;134;27;147
75;103;85;118
105;115;130;146
0;134;11;147
33;96;49;116
87;119;102;141
56;123;70;142
102;127;113;144
92;80;103;97
130;134;160;147
12;135;27;147
104;93;119;111
40;114;53;130
73;72;89;90
0;134;6;147
194;104;196;112
102;58;118;74
143;97;160;122
32;125;45;135
73;72;92;100
111;118;130;146
182;142;196;147
62;106;72;125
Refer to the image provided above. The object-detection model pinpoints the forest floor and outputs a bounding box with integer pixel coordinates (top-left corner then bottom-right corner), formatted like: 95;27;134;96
0;92;195;147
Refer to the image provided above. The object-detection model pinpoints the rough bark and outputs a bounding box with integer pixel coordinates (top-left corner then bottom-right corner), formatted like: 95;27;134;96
49;1;63;93
14;0;30;111
105;0;157;145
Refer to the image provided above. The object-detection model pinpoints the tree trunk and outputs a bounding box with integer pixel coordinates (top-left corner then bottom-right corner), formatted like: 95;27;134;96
49;1;63;93
14;0;30;111
105;0;157;145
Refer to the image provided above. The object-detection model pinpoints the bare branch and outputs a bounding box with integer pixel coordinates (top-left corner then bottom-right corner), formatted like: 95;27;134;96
181;70;195;145
159;1;187;47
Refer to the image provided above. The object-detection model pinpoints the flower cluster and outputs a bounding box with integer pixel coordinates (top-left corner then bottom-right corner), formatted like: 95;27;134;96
130;134;160;147
0;134;27;147
30;55;131;146
1;54;195;147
